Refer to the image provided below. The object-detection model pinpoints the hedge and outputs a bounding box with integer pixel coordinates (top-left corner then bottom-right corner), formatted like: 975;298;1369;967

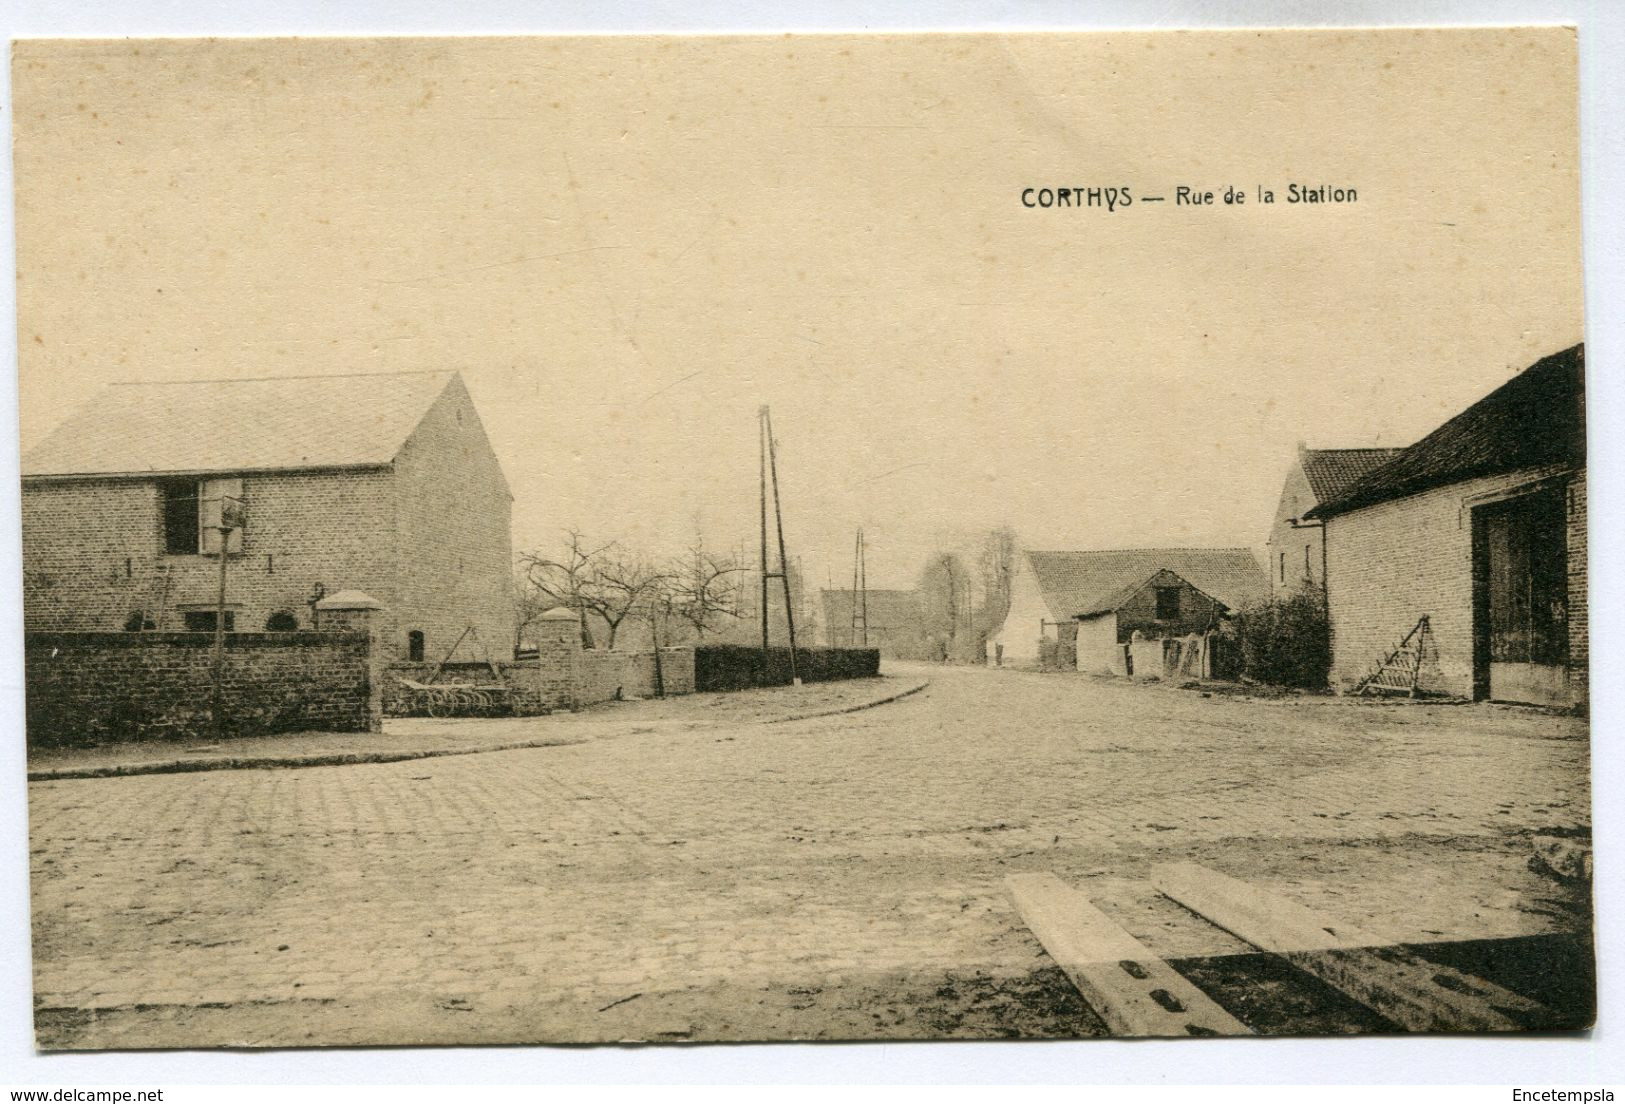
694;644;880;692
1234;588;1332;689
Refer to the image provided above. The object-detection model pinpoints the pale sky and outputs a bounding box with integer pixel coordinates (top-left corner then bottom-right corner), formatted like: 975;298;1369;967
12;29;1582;591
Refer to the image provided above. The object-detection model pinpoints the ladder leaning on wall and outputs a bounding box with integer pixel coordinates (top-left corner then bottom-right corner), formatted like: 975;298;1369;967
149;563;173;631
1353;615;1431;697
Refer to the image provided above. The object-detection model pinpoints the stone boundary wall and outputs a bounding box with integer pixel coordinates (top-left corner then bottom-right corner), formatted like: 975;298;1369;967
383;646;696;715
25;630;379;748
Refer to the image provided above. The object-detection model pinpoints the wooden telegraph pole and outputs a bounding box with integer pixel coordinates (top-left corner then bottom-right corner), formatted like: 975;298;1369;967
851;527;869;648
210;493;245;741
759;412;771;652
758;406;801;686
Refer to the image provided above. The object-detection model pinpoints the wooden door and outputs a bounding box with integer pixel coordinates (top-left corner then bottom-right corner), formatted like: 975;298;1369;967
1479;490;1568;706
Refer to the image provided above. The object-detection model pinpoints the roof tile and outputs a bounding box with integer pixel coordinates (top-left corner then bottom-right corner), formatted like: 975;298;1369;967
1025;548;1268;619
22;370;457;478
1307;344;1584;518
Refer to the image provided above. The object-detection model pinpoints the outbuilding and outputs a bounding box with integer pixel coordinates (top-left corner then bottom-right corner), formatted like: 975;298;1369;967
990;547;1266;668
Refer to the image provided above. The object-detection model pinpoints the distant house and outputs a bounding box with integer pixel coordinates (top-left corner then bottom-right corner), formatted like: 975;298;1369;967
1305;343;1585;707
21;370;514;663
990;548;1267;667
819;588;924;657
1265;445;1403;596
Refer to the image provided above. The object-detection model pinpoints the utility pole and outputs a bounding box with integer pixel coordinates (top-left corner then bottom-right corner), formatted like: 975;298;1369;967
851;527;869;647
758;406;801;685
759;412;771;652
210;493;245;741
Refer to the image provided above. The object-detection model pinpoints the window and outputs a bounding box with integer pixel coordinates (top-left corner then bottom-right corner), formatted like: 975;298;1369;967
159;476;244;555
184;610;235;632
265;610;299;632
1279;551;1286;584
160;479;200;554
123;610;154;632
1155;586;1181;620
1304;543;1313;580
408;630;425;662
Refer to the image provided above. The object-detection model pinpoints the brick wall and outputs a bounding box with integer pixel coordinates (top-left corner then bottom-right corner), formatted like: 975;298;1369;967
21;377;516;669
500;657;574;715
620;648;696;698
391;644;697;716
1324;464;1580;697
572;650;630;706
391;375;515;666
25;630;379;748
568;648;697;705
21;469;398;635
1114;570;1228;642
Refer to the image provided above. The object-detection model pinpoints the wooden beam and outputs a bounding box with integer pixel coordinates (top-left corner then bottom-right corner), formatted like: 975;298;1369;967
1006;873;1252;1037
1151;862;1553;1032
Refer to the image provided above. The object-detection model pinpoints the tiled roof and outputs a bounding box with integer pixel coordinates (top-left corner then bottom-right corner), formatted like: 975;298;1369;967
1306;344;1584;519
1300;448;1406;505
819;588;922;627
22;370;458;478
1026;548;1268;619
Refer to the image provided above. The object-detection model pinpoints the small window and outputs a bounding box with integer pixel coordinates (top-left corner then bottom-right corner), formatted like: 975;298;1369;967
265;610;299;632
1304;543;1313;580
1279;551;1286;583
1155;586;1181;620
161;479;200;554
123;610;155;632
407;630;425;662
183;610;235;632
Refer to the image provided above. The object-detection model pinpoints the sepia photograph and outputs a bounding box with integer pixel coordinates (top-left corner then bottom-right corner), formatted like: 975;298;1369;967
9;25;1594;1052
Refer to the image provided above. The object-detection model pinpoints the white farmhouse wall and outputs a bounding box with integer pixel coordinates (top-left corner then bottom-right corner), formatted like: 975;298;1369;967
1075;613;1119;674
990;554;1053;665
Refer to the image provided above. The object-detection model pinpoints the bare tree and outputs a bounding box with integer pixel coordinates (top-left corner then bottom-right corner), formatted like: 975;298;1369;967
975;525;1018;635
917;551;967;662
517;528;618;648
669;537;746;641
590;551;671;650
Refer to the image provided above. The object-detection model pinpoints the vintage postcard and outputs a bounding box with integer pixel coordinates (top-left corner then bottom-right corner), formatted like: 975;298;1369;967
13;28;1589;1049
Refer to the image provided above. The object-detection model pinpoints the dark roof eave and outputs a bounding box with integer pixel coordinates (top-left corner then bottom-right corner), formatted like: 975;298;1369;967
1305;460;1582;520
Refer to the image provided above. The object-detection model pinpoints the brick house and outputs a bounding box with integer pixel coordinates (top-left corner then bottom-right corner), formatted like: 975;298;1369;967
1305;343;1585;707
1264;445;1403;597
21;369;514;663
989;548;1267;667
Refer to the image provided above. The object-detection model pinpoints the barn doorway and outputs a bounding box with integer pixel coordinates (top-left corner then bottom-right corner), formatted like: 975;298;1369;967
1472;489;1569;706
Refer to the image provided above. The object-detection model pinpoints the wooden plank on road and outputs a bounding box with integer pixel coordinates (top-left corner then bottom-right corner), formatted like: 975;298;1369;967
1005;873;1252;1037
1151;861;1553;1032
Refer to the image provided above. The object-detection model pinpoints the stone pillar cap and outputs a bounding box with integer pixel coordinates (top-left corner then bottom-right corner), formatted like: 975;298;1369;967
314;589;384;611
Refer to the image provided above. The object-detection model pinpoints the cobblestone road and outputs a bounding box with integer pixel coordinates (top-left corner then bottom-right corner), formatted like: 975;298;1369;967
28;665;1590;1046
